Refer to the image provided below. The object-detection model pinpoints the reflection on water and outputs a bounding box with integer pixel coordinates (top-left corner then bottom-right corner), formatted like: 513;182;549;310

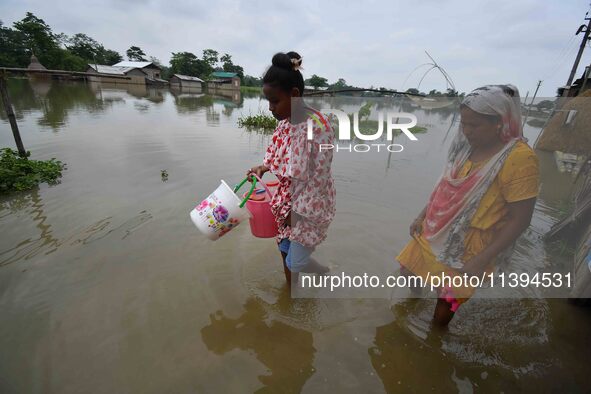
0;79;590;393
202;293;315;393
0;189;60;267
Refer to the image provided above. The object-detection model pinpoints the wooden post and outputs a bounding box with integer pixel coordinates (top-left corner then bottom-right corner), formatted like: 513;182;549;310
563;15;591;97
0;72;27;158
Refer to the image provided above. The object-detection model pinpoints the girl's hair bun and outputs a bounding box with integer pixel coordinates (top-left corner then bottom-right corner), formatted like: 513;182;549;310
272;52;303;71
263;51;305;95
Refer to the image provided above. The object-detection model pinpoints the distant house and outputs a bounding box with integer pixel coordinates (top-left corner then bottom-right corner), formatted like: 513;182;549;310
86;64;147;85
207;71;240;90
169;74;204;90
112;61;162;79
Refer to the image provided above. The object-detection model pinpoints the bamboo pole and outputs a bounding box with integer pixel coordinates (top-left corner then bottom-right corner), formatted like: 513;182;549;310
0;72;27;158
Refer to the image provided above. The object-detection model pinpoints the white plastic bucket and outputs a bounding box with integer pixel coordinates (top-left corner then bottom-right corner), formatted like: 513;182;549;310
190;179;254;240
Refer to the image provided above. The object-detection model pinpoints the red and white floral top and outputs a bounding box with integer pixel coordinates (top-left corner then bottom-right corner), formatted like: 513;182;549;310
263;113;336;247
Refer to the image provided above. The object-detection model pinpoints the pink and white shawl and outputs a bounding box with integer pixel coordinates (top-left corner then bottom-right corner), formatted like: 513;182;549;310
422;84;524;268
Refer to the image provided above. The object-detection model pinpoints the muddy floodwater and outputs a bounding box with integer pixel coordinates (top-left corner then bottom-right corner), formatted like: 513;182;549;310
1;80;590;393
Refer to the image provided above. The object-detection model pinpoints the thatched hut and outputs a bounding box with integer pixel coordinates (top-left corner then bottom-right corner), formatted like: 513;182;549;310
535;90;591;155
27;54;47;70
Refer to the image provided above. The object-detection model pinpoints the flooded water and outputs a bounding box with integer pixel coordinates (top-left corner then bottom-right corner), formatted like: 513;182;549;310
0;79;589;393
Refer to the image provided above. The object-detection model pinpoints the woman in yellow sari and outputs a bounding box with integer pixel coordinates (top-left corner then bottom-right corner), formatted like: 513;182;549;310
397;84;539;327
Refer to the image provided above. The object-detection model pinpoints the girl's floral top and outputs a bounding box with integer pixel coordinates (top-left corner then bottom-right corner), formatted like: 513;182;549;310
263;112;336;247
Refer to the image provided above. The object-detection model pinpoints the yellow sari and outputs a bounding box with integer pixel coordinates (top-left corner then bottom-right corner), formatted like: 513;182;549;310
397;141;539;300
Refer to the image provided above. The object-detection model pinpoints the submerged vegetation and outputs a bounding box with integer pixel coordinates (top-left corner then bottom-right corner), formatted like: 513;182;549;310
238;113;277;130
237;111;429;136
240;86;262;94
0;148;65;193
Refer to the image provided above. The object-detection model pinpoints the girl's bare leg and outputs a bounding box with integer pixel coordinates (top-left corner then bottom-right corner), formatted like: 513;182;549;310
281;251;300;288
302;258;329;274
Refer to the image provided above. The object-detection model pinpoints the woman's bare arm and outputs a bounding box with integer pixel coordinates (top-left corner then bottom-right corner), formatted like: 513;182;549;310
460;197;536;276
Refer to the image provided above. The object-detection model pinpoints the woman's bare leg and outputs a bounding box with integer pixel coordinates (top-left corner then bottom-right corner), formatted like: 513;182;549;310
433;298;455;327
281;251;291;284
400;266;422;296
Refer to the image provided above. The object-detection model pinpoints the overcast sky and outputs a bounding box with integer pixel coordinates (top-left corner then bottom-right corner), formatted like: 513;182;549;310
2;0;590;96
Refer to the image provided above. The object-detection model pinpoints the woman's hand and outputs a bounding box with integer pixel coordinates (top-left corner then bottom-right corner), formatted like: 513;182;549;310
409;206;428;237
457;254;489;277
409;216;424;237
246;165;269;182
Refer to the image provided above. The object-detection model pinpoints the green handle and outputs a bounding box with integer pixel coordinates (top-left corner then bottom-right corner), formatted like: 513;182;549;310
234;177;257;208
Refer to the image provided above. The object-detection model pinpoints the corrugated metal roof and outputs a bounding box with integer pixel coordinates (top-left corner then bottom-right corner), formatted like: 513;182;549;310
113;61;161;69
211;71;238;78
173;74;204;82
87;64;140;75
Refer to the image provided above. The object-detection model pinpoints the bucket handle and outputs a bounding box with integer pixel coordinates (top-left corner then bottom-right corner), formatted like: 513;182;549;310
233;177;257;208
250;173;274;200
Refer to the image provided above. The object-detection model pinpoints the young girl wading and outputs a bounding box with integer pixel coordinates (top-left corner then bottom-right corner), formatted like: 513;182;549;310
248;52;336;287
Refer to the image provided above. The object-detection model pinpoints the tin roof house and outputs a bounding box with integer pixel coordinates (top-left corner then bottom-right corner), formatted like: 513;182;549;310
207;71;240;90
169;74;204;91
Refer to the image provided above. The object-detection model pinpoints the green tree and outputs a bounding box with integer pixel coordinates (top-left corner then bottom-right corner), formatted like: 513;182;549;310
202;49;219;68
65;33;122;65
0;21;29;67
126;45;147;61
330;78;348;90
67;33;101;61
446;88;459;97
13;12;62;69
405;88;420;95
219;53;244;79
170;51;210;78
243;75;262;87
13;12;58;55
102;49;122;65
306;74;328;90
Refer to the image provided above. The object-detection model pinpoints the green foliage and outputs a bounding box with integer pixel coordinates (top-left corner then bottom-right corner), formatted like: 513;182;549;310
0;13;121;70
0;21;29;67
306;74;328;90
238;113;277;130
57;49;87;71
240;86;262;93
202;49;219;68
66;33;122;66
126;45;147;61
358;102;373;121
243;75;262;87
220;53;244;80
170;51;211;79
0;148;65;193
1;12;249;83
13;12;59;59
329;78;348;90
102;49;122;65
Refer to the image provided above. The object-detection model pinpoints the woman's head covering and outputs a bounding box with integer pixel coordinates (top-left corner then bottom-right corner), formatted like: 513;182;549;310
460;84;523;143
